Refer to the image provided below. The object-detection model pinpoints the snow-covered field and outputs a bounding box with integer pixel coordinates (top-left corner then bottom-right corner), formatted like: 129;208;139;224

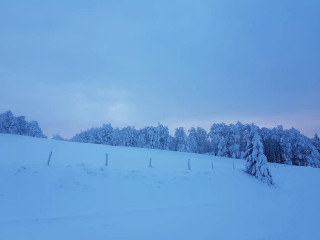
0;134;319;240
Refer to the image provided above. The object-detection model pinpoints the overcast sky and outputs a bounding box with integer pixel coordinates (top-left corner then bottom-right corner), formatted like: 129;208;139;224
1;0;319;138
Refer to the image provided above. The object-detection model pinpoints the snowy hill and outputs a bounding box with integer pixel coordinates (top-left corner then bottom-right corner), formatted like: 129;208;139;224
0;134;319;240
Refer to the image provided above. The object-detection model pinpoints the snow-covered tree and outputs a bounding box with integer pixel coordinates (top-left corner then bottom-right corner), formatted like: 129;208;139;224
15;116;28;135
228;123;244;158
52;134;65;141
67;120;320;169
26;121;46;138
0;111;14;133
244;125;273;184
260;126;284;164
111;128;122;146
194;127;210;154
279;128;320;167
119;126;138;147
209;123;231;157
312;133;320;153
174;127;188;152
71;127;98;144
168;135;176;151
137;127;148;148
136;124;169;150
0;111;46;138
156;124;170;150
187;127;198;153
137;126;153;148
98;124;114;145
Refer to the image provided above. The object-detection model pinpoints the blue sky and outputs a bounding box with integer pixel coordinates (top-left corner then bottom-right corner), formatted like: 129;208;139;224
0;0;319;138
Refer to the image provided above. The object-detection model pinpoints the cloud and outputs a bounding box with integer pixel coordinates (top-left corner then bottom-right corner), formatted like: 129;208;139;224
0;77;137;138
1;75;319;138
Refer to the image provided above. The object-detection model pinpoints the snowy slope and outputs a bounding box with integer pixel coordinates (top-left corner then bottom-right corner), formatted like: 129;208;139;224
0;133;319;240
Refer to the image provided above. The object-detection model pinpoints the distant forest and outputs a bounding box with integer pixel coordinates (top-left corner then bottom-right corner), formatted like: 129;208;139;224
1;110;319;168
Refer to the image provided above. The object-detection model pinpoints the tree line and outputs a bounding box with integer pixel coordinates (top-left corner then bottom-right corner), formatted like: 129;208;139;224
0;111;46;138
1;110;319;169
69;122;320;168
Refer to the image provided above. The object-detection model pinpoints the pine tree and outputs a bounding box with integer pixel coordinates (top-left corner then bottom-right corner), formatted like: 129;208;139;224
244;125;273;184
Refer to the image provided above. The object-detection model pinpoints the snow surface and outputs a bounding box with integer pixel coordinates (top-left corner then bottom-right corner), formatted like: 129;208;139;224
0;133;319;240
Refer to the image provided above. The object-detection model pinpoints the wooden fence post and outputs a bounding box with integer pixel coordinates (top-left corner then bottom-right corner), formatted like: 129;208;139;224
105;153;108;166
47;151;53;165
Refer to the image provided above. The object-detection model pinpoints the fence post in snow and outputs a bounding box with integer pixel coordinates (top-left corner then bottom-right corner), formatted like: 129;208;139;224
212;160;214;170
188;159;191;170
149;158;152;168
105;153;108;166
233;160;234;169
47;151;52;165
